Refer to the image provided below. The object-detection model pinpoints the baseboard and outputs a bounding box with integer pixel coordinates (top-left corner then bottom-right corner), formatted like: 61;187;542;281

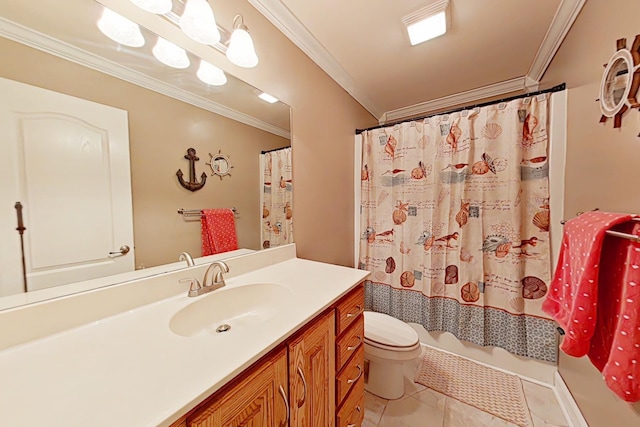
553;371;589;427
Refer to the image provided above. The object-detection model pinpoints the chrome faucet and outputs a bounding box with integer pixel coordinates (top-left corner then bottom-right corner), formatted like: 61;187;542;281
202;260;230;289
181;260;230;297
178;251;195;267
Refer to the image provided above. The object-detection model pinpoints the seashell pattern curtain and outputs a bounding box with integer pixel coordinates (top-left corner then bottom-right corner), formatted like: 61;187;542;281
261;147;293;249
359;95;557;362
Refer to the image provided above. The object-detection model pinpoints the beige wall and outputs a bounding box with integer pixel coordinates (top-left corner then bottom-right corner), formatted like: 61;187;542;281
541;0;640;424
0;37;288;268
187;0;379;267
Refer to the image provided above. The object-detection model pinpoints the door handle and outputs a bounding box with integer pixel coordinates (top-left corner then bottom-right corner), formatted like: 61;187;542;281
108;245;130;256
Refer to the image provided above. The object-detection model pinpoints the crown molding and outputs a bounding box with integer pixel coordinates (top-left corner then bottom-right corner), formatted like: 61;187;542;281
0;17;290;140
247;0;384;118
381;76;530;123
528;0;587;81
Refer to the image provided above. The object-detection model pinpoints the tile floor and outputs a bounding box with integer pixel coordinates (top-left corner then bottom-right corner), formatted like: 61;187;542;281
363;348;569;427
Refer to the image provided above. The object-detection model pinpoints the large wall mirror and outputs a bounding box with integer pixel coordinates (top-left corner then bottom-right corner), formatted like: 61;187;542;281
0;0;292;307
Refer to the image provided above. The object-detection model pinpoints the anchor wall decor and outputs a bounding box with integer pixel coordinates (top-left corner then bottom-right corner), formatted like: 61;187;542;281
176;148;207;192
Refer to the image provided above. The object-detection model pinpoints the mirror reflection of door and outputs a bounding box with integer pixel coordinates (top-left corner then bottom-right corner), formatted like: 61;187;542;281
0;77;134;296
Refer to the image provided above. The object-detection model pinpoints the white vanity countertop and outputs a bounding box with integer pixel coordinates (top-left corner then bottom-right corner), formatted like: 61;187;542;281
0;257;369;427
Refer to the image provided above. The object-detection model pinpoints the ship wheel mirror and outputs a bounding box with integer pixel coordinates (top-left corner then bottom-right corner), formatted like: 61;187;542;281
207;150;233;180
599;35;640;128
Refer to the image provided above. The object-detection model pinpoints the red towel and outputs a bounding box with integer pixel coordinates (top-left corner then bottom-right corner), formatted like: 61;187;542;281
542;211;634;356
201;209;238;256
588;222;640;402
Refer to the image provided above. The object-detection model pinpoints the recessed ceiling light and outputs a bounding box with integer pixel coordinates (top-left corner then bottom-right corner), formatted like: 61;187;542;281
258;93;278;104
402;0;449;46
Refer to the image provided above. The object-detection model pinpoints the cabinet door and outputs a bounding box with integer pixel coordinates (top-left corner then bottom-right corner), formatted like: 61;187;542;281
187;347;289;427
289;310;336;427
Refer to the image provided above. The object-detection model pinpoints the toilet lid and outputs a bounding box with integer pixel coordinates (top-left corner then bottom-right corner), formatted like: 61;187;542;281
364;311;419;348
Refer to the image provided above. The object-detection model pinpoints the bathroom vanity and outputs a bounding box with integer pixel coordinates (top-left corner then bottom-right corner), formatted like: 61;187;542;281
171;285;365;427
0;245;368;426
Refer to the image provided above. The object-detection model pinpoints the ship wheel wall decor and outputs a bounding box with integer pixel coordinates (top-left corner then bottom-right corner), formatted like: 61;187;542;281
206;150;233;180
599;35;640;128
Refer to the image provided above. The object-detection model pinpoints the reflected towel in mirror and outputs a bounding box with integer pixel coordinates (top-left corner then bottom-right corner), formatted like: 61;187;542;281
201;209;238;256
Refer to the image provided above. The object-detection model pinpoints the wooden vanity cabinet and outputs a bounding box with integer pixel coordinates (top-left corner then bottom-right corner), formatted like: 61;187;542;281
288;309;336;427
334;285;365;427
185;347;289;427
169;283;365;427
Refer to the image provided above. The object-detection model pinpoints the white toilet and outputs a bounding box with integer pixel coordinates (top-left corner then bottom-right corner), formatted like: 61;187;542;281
363;311;422;400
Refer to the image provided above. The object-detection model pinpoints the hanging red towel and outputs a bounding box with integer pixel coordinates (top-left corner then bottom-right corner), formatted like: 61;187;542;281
201;209;238;256
588;221;640;402
542;211;634;357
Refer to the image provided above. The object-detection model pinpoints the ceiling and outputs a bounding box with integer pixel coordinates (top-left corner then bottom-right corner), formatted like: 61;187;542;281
249;0;586;121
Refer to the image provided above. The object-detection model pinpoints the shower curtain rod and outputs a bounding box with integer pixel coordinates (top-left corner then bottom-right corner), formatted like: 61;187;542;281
261;145;291;154
355;83;566;134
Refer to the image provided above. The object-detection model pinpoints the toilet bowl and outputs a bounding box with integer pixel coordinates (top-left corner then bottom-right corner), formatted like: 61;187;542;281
364;311;421;400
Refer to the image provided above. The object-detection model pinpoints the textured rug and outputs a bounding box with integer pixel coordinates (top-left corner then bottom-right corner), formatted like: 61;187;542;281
415;347;533;427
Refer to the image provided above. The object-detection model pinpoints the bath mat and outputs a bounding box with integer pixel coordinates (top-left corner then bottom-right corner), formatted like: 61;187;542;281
415;347;532;427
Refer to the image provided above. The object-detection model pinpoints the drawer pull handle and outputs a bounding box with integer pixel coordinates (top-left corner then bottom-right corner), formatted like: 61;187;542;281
346;405;362;427
347;335;362;351
278;385;290;427
347;364;363;384
346;305;362;318
297;366;308;408
346;406;361;427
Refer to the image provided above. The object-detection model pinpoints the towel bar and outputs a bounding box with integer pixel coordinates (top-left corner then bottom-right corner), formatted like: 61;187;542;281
178;208;237;218
560;213;640;243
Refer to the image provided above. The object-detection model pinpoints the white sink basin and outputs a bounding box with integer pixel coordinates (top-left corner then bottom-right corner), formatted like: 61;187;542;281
169;283;293;337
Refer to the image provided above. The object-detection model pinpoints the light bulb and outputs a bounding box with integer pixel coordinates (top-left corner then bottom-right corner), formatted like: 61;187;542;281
152;37;190;69
97;8;145;47
130;0;172;14
180;0;221;45
226;27;258;68
197;60;227;86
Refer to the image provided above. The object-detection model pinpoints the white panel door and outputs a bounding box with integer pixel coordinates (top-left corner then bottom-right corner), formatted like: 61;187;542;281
0;77;134;295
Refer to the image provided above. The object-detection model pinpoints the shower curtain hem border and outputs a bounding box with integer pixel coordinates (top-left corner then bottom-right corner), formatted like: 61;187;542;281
363;279;553;322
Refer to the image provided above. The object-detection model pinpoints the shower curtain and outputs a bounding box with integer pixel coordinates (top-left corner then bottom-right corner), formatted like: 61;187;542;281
261;147;293;248
359;95;557;362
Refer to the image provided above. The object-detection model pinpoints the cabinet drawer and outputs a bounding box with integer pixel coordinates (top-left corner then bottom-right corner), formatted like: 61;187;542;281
336;284;364;336
336;314;363;371
336;345;364;406
336;374;365;427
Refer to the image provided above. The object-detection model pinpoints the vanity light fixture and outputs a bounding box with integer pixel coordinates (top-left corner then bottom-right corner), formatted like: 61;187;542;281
180;0;221;45
402;0;450;46
130;0;172;15
152;37;190;68
226;15;259;68
197;60;227;86
258;92;278;104
97;8;145;47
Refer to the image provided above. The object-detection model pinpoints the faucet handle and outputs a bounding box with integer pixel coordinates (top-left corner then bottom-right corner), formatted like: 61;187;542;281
180;278;202;297
213;270;226;286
